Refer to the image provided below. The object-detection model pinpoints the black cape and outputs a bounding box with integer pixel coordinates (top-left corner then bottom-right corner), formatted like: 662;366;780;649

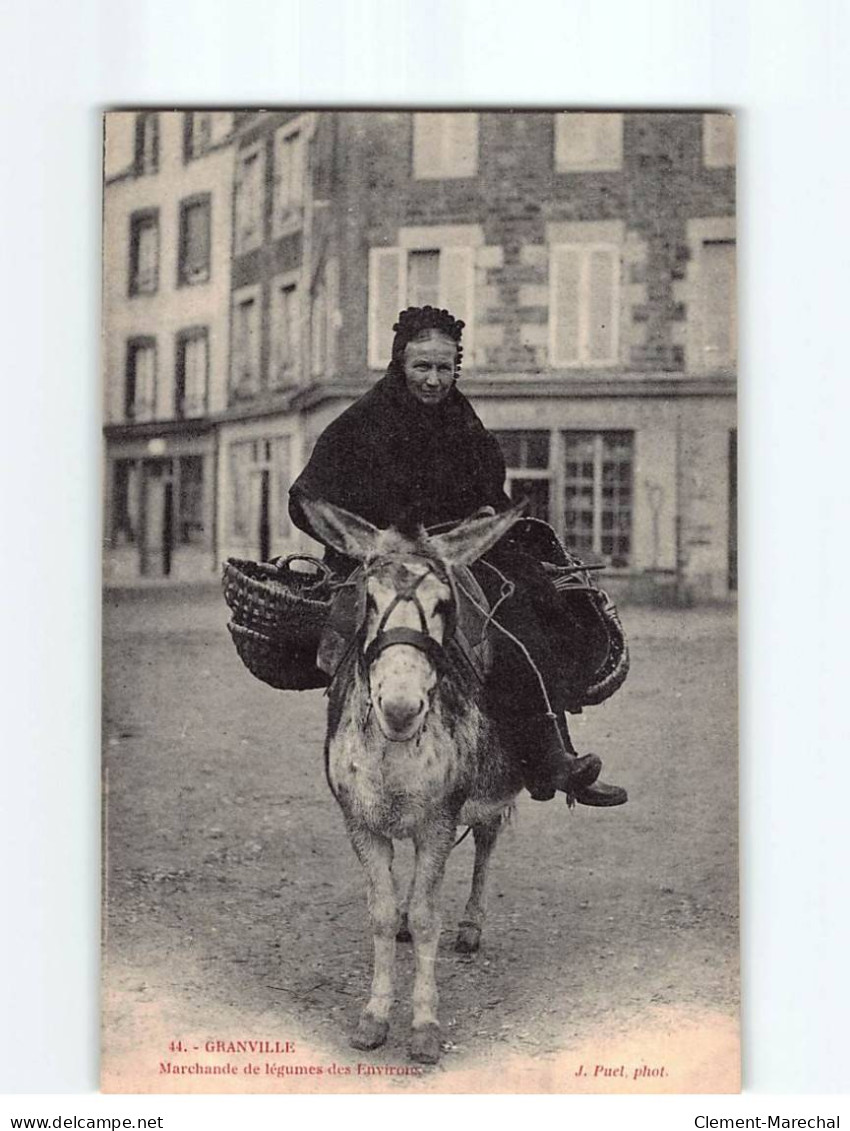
289;368;511;543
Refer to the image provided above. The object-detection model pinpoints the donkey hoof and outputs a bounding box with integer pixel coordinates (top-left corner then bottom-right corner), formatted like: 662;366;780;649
455;922;482;954
396;914;412;943
410;1023;442;1065
351;1013;389;1051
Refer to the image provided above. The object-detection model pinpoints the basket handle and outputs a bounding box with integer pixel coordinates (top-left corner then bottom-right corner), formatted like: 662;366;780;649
270;554;333;588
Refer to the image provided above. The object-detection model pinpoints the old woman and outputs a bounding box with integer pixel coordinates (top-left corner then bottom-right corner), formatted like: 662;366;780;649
290;305;626;808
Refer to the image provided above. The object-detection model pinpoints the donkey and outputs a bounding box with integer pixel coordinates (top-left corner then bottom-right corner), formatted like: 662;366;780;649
300;497;527;1065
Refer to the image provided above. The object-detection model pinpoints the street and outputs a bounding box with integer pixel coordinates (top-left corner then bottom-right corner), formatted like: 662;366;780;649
102;587;738;1092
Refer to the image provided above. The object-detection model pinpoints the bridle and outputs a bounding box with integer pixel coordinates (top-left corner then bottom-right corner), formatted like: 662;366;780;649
361;556;454;674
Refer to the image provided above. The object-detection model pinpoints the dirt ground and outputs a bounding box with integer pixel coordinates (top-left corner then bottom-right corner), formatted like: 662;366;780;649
101;586;739;1093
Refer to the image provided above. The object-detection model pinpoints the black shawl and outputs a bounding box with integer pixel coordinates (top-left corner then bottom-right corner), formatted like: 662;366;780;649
289;368;511;543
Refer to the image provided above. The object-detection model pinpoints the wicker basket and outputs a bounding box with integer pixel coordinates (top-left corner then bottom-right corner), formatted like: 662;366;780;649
510;517;630;709
222;556;332;690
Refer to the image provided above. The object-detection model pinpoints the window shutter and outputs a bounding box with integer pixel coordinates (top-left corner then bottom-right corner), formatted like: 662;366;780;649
701;241;736;367
585;247;619;364
137;221;157;286
556;113;622;171
439;246;475;357
136;346;156;420
551;247;582;365
449;113;478;176
556;115;594;169
185;203;210;277
412;114;445;178
368;248;404;368
184;335;207;415
594;114;623;169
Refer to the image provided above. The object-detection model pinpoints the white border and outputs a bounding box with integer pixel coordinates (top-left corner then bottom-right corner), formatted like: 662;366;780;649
3;0;850;1111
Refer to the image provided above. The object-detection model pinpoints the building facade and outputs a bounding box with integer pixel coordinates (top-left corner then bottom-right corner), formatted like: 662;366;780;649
102;110;236;582
104;110;737;602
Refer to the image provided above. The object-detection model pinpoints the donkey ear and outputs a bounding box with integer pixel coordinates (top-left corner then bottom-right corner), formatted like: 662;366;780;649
428;503;524;567
299;497;381;561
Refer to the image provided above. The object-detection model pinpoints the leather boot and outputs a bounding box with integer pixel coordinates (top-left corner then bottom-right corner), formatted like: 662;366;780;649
513;713;628;807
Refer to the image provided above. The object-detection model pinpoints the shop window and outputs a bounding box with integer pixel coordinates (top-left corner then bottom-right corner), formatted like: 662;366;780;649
555;113;623;172
550;243;619;367
412;113;478;179
175;329;209;418
563;431;633;566
124;337;157;422
178;195;211;286
134;112;159;175
492;431;552;522
112;460;138;545
368;243;474;368
178;456;205;544
128;209;159;295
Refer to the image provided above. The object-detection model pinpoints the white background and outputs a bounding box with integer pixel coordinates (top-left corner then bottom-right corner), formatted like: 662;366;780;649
1;0;849;1122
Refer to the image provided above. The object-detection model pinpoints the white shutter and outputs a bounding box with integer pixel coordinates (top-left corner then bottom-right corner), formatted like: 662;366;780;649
550;246;582;365
136;345;156;420
448;113;478;176
556;113;622;171
439;246;475;357
184;335;207;415
556;115;594;169
413;114;445;178
701;241;736;367
585;247;619;364
594;114;623;170
368;248;404;368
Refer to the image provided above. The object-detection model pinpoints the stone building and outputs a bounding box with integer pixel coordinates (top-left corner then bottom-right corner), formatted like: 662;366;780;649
102;110;235;582
104;110;737;602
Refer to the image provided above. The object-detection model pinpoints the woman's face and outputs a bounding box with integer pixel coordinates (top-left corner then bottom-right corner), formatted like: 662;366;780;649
402;331;458;406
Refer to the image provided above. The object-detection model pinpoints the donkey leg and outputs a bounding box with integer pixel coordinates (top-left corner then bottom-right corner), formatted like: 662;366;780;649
396;876;413;943
407;821;455;1064
347;825;398;1051
455;818;501;954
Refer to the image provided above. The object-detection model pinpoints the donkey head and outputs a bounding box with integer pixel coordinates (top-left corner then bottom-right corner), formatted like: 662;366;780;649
301;498;522;741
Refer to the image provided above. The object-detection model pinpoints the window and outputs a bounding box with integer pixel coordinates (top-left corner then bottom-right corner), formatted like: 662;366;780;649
178;456;205;544
177;195;211;286
492;431;552;521
270;276;300;386
175;328;209;418
563;431;633;567
554;113;623;172
124;338;157;422
703;114;735;168
550;244;620;367
231;288;260;392
134;113;159;175
128;210;159;295
184;111;233;160
412;113;478;179
368;244;475;368
234;145;265;253
112;460;138;545
273;124;305;236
